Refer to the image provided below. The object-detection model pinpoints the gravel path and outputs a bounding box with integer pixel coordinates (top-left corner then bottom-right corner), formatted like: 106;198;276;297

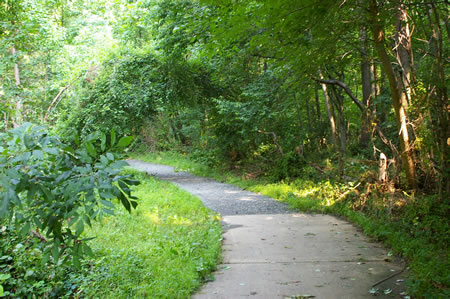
126;159;291;216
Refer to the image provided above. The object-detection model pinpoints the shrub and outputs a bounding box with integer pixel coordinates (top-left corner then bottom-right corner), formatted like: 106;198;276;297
0;123;138;268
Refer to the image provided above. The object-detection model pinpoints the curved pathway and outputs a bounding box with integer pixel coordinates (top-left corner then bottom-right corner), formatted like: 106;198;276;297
127;160;408;299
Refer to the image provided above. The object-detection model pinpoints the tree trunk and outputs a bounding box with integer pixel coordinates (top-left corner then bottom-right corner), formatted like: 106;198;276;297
359;26;373;147
294;92;305;145
2;111;8;131
11;45;23;128
369;0;417;190
315;86;321;121
330;85;346;178
394;3;414;105
306;94;312;135
319;70;338;147
427;3;449;198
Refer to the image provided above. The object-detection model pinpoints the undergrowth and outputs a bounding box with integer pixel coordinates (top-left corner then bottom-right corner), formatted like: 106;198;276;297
0;169;222;298
74;169;222;298
130;151;449;298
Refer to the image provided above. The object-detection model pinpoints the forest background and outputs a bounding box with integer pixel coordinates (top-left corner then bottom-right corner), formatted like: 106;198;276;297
0;0;448;297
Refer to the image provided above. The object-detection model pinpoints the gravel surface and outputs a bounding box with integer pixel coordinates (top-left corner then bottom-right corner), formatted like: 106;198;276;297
126;159;291;216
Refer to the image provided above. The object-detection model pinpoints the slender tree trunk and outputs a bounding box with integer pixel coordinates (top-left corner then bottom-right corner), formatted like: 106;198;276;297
394;3;414;105
329;85;347;178
293;92;305;150
330;86;347;155
2;112;8;131
319;70;338;147
11;45;23;128
315;86;321;121
359;26;374;147
306;95;312;135
369;0;417;190
372;62;380;106
427;4;449;198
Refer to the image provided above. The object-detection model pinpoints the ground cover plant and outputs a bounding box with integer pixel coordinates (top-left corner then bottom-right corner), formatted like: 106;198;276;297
131;151;449;298
0;125;221;298
69;169;222;298
0;169;222;298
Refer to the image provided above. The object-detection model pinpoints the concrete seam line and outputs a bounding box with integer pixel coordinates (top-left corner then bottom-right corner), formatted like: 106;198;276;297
222;260;390;264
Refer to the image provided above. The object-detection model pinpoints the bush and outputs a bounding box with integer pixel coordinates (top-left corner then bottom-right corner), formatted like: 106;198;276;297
0;123;139;296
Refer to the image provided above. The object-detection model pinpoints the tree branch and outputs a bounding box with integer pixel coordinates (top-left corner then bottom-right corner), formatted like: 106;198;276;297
313;78;366;112
43;84;70;122
43;72;83;122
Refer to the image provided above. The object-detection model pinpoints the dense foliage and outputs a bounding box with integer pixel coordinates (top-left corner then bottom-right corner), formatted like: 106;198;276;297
0;0;448;297
0;168;221;297
0;123;138;296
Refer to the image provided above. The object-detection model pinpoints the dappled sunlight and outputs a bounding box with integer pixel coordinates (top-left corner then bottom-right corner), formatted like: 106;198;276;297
145;211;161;224
291;214;308;218
144;210;198;226
224;190;240;194
167;215;194;225
237;196;255;201
295;187;320;197
323;198;335;207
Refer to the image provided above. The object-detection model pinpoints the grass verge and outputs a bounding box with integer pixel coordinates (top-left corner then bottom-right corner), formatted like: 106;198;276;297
130;151;449;298
72;168;222;298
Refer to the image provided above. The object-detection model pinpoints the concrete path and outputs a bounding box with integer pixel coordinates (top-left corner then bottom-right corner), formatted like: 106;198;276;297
127;160;408;299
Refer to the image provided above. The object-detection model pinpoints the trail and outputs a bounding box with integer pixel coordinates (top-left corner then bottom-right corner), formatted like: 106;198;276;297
127;160;407;299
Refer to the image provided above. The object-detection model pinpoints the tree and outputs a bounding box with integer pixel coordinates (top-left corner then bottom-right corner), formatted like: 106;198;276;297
368;0;417;189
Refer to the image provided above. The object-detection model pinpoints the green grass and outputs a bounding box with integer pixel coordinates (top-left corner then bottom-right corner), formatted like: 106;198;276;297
73;169;222;298
130;151;449;298
130;151;226;180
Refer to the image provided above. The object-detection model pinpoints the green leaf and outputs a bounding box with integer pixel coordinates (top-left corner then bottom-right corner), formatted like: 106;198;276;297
74;133;80;145
52;244;60;261
85;132;99;142
100;132;107;151
73;255;81;269
83;214;92;227
82;243;94;257
117;136;133;148
0;195;10;218
111;130;116;147
106;152;115;160
131;200;138;209
68;215;79;227
27;185;37;201
118;193;131;212
24;133;34;148
109;161;128;171
124;178;140;186
19;222;31;238
100;155;109;165
100;199;115;209
75;219;84;236
85;142;97;157
43;147;59;155
103;208;115;216
32;149;44;160
41;249;50;265
39;186;54;201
